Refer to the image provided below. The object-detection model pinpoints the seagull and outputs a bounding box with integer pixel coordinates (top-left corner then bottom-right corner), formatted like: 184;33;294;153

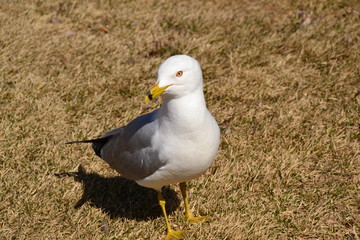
67;55;220;240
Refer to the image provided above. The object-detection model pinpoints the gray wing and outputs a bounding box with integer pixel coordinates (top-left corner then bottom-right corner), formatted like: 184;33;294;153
99;109;164;180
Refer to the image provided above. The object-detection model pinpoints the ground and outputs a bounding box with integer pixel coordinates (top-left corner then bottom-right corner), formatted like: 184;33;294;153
0;0;359;239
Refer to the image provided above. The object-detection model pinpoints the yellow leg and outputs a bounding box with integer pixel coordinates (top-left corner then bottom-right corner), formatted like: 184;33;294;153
179;182;210;223
158;192;187;240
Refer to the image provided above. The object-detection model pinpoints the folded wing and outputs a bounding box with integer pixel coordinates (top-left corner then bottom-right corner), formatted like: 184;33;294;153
99;109;165;180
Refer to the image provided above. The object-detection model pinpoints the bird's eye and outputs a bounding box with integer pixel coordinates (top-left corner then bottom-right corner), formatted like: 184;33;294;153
176;71;183;77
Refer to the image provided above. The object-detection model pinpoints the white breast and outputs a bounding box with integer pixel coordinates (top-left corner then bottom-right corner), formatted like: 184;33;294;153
136;110;220;191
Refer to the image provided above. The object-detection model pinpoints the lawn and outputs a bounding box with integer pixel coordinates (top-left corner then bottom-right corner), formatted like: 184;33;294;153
1;0;359;239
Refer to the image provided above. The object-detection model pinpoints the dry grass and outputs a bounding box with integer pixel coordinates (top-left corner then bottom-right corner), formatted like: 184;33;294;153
1;0;359;239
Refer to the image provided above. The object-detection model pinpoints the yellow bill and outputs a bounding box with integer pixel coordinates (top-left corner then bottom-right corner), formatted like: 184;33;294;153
145;83;171;102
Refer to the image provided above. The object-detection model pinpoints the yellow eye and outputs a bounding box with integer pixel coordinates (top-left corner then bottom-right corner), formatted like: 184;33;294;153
176;71;183;77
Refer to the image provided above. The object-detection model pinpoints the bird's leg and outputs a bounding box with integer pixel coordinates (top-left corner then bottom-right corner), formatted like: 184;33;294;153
158;191;187;240
179;182;210;223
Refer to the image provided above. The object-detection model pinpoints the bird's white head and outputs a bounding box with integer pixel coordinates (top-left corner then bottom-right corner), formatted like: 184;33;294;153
145;55;203;101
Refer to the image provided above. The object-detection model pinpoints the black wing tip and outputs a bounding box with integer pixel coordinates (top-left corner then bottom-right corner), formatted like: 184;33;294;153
66;136;112;158
65;139;96;144
92;136;112;158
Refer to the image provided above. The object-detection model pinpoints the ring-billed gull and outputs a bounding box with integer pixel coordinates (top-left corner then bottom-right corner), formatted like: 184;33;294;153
67;55;220;240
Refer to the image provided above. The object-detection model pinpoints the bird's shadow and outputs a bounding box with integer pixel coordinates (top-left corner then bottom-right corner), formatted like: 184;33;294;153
54;165;180;220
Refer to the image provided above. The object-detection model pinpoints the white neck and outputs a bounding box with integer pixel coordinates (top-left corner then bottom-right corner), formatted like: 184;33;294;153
159;88;207;129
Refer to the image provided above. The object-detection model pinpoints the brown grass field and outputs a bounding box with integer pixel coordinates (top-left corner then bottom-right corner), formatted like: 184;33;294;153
1;0;359;239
